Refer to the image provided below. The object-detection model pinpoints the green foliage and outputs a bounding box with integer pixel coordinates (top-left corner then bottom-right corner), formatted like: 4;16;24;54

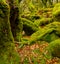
48;39;60;58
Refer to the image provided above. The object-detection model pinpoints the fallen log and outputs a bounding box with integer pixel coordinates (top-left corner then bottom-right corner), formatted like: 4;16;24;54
29;22;60;44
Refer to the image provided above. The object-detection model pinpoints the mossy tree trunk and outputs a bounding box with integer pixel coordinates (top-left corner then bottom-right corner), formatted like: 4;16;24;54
0;1;20;64
7;0;23;42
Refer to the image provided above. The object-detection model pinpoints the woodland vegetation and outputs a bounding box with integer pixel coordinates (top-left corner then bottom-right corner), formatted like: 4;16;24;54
0;0;60;64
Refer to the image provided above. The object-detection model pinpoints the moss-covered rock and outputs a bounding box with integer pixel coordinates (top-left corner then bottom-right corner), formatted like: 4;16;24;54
48;39;60;58
53;3;60;21
0;1;20;64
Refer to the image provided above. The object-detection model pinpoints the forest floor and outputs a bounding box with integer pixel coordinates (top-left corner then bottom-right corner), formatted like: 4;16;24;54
15;7;60;64
15;38;60;64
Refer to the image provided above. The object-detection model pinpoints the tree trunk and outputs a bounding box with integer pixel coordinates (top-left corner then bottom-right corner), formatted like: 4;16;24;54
0;1;20;64
6;0;23;42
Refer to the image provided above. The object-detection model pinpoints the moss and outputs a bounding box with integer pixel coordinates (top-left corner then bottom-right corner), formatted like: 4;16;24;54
48;39;60;58
34;18;53;27
0;1;13;50
42;32;59;42
53;3;60;21
21;18;39;35
0;1;20;64
0;50;20;64
43;8;53;12
46;22;60;35
29;27;54;43
15;20;23;42
29;22;60;44
7;0;19;7
21;14;40;22
8;0;23;42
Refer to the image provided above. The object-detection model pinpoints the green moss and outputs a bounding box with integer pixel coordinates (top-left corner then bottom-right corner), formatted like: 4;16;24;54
21;18;39;35
8;0;23;42
42;32;59;42
46;22;60;35
29;27;54;43
48;39;60;58
0;1;13;50
21;14;40;22
53;3;60;21
34;18;53;27
29;22;60;44
0;1;20;64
